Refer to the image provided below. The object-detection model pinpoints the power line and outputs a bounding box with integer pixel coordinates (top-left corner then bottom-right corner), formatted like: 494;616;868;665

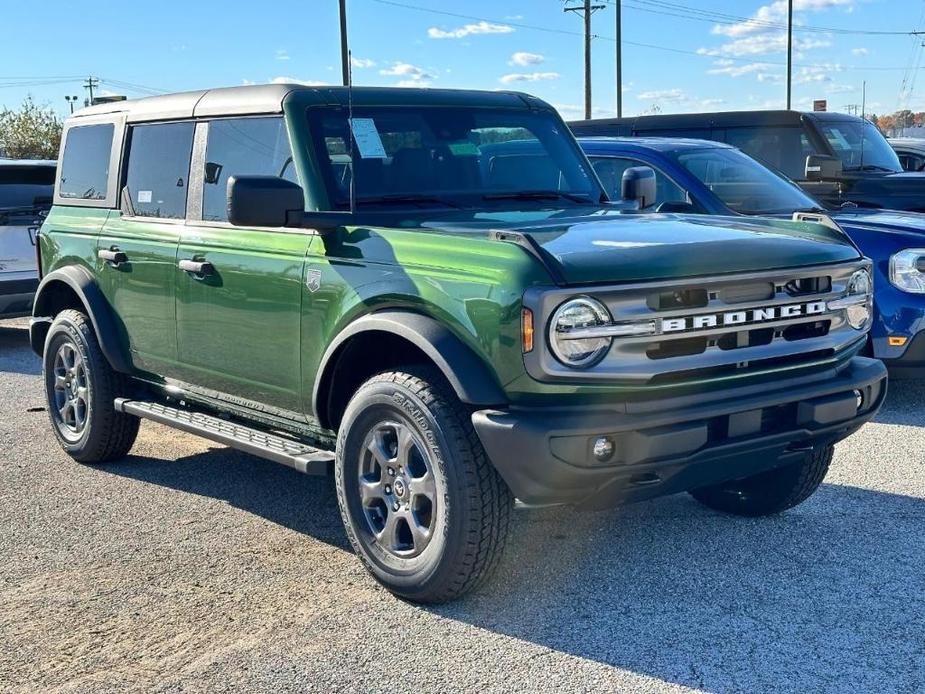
616;0;925;36
368;0;925;71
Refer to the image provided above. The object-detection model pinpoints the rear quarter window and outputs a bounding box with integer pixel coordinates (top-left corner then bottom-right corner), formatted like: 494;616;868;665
58;124;114;201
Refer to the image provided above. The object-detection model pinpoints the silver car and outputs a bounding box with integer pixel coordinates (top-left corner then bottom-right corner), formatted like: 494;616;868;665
0;159;55;318
888;137;925;172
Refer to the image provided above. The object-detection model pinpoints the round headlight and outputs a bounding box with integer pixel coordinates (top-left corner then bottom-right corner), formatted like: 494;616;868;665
549;297;612;367
890;248;925;294
844;268;872;330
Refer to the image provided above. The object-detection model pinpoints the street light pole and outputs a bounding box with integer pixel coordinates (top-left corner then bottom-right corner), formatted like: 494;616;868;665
615;0;622;117
339;0;350;87
786;0;793;110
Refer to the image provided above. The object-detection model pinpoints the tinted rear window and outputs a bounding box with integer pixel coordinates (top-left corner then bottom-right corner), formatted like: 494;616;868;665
0;166;55;209
124;122;195;219
59;124;114;200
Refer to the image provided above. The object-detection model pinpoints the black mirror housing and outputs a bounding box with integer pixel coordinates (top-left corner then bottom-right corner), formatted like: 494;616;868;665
805;154;843;181
621;166;657;208
227;175;305;227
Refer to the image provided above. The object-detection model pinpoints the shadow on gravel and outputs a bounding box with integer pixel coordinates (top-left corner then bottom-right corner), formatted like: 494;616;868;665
103;448;349;550
873;378;925;427
0;325;41;375
431;485;925;692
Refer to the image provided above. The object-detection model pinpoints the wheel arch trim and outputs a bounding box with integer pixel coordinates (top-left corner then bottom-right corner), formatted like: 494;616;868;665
312;309;508;430
30;266;132;373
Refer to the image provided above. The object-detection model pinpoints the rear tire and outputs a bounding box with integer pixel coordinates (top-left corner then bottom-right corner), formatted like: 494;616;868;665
334;367;512;603
689;444;834;517
42;309;139;463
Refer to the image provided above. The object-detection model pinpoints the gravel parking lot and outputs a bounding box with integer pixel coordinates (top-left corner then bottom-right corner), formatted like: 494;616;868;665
1;316;923;693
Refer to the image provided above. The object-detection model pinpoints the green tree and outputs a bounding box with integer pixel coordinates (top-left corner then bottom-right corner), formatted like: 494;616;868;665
0;97;63;159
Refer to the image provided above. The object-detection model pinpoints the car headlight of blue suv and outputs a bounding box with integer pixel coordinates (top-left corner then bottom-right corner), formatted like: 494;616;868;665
889;249;925;294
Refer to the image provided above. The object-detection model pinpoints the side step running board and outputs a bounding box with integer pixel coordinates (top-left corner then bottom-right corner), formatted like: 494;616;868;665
114;398;334;475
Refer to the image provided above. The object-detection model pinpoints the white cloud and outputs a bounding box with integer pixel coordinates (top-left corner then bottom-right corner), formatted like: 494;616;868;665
636;88;686;102
351;57;376;68
271;76;328;86
499;71;559;84
379;62;434;80
396;79;432;88
825;83;856;94
510;51;544;66
553;103;611;118
428;21;514;39
712;0;854;38
699;33;829;57
275;49;290;61
851;47;869;56
708;61;777;78
700;98;726;108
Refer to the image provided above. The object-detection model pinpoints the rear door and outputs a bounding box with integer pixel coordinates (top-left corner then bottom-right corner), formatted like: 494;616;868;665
0;164;54;277
98;121;194;376
174;116;308;413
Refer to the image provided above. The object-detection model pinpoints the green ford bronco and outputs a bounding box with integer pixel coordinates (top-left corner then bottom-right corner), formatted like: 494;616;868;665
32;85;886;602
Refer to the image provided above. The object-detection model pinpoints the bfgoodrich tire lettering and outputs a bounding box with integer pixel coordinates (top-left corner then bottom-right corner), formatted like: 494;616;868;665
335;368;512;603
42;309;139;463
689;444;834;516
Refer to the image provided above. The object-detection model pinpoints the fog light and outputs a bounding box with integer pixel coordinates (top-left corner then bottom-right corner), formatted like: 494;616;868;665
853;389;864;411
592;436;615;461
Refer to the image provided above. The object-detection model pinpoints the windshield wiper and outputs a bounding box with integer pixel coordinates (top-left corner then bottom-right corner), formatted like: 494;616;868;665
482;190;593;204
355;194;462;209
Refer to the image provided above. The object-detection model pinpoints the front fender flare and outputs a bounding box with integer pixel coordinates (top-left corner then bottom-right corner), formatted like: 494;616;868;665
31;265;132;373
312;310;507;429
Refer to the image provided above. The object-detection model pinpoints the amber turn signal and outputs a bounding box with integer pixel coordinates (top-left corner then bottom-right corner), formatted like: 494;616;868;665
888;336;908;347
522;307;534;353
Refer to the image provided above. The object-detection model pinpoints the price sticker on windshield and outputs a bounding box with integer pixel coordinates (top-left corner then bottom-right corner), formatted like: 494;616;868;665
349;118;387;159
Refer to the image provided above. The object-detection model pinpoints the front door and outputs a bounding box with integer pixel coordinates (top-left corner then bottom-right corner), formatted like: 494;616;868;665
173;117;308;414
98;120;195;376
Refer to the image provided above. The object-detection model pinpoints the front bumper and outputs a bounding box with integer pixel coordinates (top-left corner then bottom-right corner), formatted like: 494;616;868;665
472;357;886;508
881;331;925;379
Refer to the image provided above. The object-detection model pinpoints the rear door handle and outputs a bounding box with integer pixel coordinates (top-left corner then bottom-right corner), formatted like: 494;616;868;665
98;248;128;266
179;259;214;277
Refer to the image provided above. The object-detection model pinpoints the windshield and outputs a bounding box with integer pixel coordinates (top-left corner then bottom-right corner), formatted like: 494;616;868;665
0;165;55;210
307;106;601;210
669;146;821;215
816;119;902;173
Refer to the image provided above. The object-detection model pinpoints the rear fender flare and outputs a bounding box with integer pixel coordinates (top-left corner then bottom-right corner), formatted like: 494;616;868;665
31;266;131;372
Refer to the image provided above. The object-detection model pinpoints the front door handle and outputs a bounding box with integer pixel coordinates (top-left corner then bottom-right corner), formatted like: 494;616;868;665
98;248;128;266
179;259;214;277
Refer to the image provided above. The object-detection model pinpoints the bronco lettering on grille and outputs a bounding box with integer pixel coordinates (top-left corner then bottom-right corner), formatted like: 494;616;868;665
661;300;827;333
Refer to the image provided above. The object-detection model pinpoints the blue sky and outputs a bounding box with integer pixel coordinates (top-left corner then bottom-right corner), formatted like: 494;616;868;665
3;0;925;119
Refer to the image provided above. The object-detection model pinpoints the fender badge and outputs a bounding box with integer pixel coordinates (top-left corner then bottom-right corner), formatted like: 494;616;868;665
306;269;322;293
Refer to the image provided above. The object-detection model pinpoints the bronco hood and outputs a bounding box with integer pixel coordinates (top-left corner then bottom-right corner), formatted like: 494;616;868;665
487;212;861;285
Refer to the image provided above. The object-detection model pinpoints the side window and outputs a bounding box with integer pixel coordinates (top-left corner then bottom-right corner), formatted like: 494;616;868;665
59;124;114;201
202;117;297;222
124;122;194;219
898;152;925;172
723;126;808;180
591;156;687;206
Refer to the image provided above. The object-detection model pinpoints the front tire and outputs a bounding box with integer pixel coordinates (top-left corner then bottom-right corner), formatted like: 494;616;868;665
334;368;512;603
689;444;834;516
42;309;139;463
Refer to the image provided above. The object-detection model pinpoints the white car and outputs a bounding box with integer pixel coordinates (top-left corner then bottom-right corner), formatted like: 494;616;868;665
0;159;55;318
888;137;925;172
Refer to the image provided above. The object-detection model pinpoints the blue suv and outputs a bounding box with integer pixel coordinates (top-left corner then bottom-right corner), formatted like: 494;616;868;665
580;136;925;377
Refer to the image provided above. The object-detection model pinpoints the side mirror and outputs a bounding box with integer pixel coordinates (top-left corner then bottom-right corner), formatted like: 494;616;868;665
621;166;657;209
227;175;304;227
805;154;843;181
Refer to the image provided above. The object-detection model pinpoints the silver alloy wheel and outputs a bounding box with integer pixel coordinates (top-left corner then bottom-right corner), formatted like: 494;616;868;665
51;341;89;440
357;420;438;558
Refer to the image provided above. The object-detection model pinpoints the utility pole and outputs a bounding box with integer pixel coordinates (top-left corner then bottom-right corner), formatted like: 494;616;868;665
564;0;606;120
82;77;99;107
339;0;350;87
615;0;622;117
861;80;867;119
786;0;793;109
